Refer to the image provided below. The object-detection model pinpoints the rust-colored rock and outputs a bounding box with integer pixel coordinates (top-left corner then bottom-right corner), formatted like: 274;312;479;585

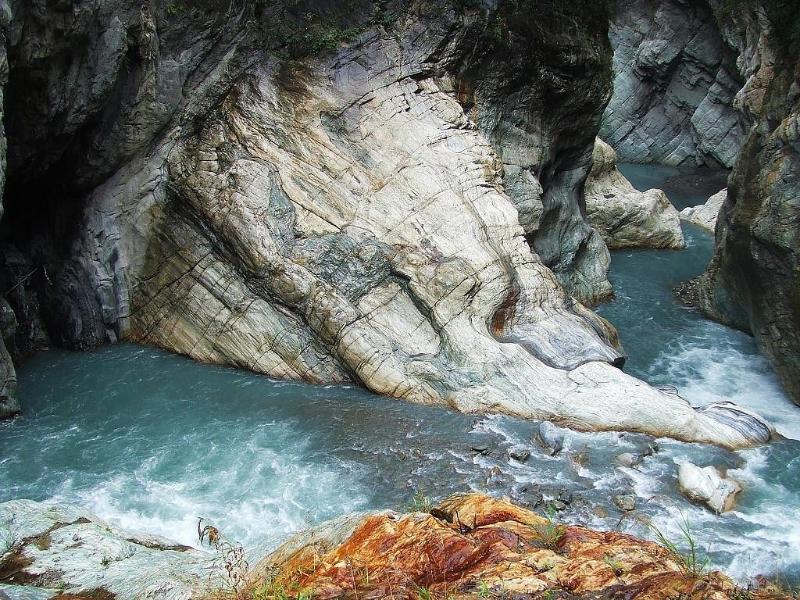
249;494;790;600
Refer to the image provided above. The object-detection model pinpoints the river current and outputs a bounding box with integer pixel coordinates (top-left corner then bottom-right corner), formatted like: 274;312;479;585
1;165;798;584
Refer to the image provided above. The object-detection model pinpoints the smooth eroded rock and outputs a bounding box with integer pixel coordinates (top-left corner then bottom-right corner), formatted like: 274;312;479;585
0;500;208;599
678;462;742;514
680;188;726;232
585;139;685;249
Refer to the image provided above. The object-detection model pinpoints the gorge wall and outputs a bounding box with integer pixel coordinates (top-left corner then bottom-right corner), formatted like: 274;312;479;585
601;0;747;168
603;0;800;406
696;3;800;406
0;0;776;446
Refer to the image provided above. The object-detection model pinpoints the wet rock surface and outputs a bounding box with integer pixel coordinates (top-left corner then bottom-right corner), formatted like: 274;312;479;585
680;189;727;232
694;5;800;407
677;462;742;514
0;1;773;444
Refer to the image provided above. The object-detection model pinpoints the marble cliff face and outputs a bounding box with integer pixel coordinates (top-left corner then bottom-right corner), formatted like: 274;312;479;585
0;0;780;446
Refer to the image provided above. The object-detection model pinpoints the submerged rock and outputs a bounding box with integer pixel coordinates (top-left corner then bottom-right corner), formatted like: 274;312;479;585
251;493;780;600
678;462;742;514
585;139;685;249
0;500;208;599
680;189;727;232
535;422;565;456
508;447;531;463
615;452;642;469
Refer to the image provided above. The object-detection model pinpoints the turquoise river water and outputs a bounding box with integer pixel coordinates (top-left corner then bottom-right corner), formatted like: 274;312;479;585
1;164;798;584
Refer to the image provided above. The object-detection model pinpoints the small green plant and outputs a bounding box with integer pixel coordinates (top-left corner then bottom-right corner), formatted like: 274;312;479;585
533;505;566;550
542;590;558;600
649;516;710;579
478;579;491;598
408;489;433;513
416;586;433;600
603;553;625;577
249;566;281;600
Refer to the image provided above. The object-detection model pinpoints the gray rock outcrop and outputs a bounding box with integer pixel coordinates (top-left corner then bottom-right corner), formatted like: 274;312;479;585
131;31;770;446
601;0;747;168
680;188;726;232
0;1;16;419
677;461;741;514
695;5;800;406
604;0;800;407
585;138;685;249
0;499;208;599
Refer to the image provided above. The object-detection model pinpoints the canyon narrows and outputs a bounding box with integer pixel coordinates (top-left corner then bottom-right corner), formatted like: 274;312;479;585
0;0;799;598
0;0;775;446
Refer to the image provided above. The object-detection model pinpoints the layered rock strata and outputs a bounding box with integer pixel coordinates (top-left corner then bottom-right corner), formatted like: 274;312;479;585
696;4;800;406
0;2;776;444
604;0;800;407
585;138;685;249
601;0;747;167
132;27;773;446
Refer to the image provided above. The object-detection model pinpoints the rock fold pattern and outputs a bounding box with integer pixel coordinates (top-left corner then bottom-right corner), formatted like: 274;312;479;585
0;2;777;443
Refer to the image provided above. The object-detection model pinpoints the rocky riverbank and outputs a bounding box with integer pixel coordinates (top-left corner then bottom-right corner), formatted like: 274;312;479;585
1;494;794;600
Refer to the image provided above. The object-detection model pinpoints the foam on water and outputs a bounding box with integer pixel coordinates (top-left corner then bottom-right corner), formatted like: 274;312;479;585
593;164;800;583
649;326;800;440
1;343;798;582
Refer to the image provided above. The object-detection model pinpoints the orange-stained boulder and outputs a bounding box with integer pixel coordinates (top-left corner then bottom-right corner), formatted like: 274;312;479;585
248;494;788;600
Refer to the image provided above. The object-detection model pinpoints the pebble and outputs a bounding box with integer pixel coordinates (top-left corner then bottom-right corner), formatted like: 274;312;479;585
509;447;531;462
613;494;637;512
